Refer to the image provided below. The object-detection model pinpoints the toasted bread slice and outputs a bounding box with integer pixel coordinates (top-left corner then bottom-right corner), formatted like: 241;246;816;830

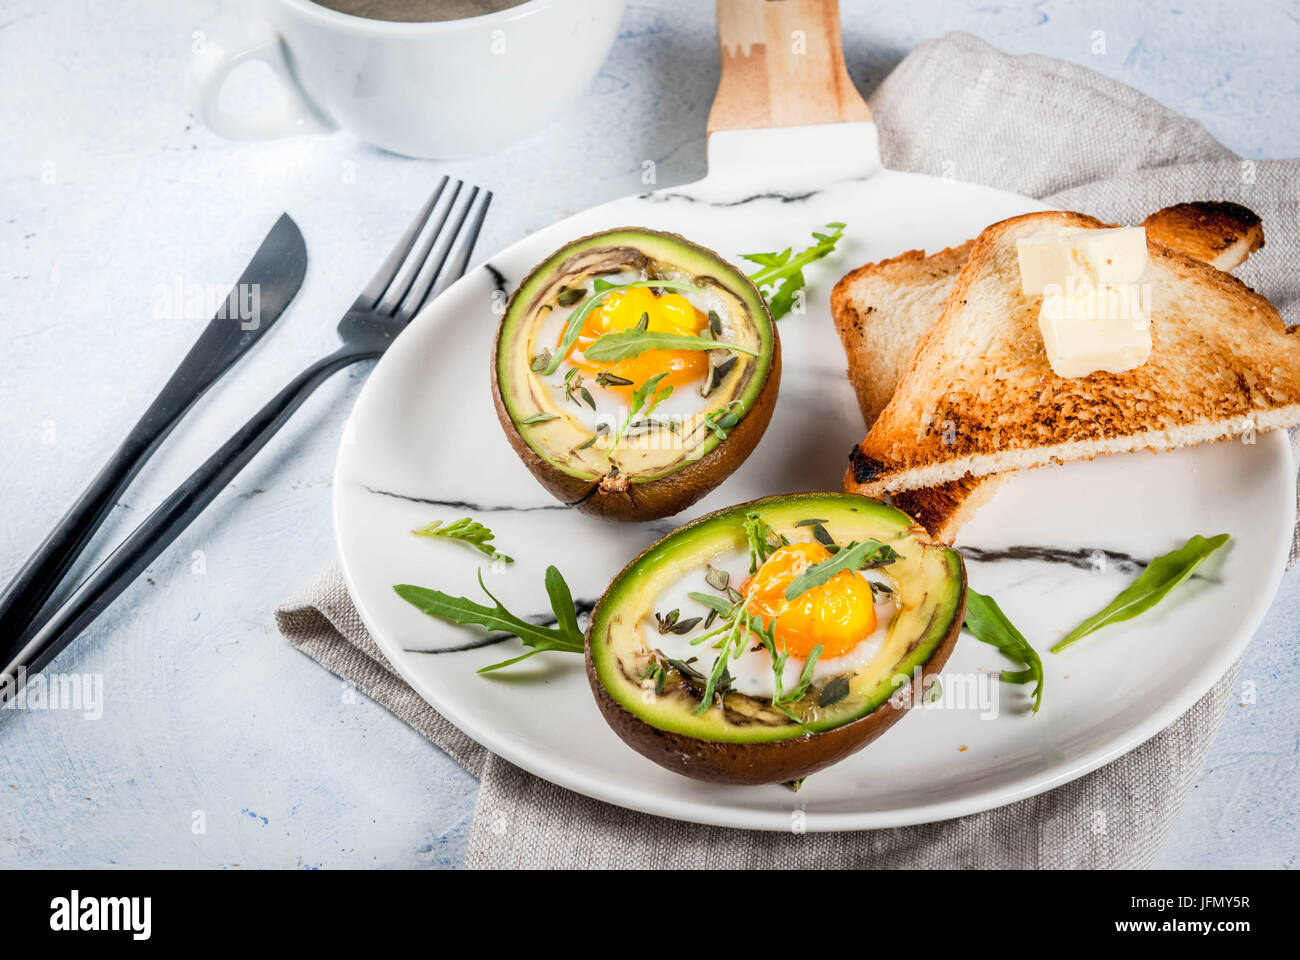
833;202;1266;427
832;241;974;427
845;210;1300;497
832;202;1267;540
1142;201;1264;272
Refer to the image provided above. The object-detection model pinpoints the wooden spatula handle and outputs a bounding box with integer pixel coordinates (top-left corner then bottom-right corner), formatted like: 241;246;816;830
708;0;870;134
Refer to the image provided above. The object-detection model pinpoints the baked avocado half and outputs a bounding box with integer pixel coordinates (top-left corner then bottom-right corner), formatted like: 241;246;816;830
586;493;966;785
492;228;779;521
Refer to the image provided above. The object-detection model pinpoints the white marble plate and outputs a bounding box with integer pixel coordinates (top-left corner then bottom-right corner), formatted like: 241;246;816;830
333;137;1295;830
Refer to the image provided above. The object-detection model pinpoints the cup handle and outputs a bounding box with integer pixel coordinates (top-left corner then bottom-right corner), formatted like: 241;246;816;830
188;19;334;141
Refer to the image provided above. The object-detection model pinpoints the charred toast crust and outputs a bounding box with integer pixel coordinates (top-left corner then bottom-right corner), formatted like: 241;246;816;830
1142;202;1264;271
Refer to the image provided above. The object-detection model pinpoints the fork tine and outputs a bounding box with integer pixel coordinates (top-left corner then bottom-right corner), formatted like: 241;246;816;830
423;188;492;307
351;176;449;313
376;179;462;316
395;184;486;322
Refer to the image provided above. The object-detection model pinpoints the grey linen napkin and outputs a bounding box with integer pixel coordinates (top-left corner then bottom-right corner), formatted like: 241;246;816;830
275;32;1299;868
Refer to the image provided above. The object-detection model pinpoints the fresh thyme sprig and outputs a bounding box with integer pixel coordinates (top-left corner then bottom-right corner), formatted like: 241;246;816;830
675;512;844;718
600;372;673;463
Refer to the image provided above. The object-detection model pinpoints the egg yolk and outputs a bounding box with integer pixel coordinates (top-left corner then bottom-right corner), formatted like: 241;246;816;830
562;285;709;389
743;542;877;660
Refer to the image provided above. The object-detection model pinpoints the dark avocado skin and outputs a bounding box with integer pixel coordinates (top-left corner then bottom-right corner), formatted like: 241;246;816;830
490;227;779;522
583;493;967;785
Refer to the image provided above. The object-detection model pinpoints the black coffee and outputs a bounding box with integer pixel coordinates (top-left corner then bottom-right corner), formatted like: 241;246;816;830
311;0;528;23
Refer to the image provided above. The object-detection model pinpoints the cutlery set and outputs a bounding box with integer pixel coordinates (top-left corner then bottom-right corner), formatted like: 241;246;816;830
0;178;491;701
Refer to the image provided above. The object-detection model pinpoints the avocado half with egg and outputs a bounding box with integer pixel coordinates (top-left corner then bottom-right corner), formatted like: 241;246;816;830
492;228;779;521
586;493;966;785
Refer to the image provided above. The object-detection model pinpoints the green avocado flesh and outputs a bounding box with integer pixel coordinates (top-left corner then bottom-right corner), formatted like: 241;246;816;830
496;228;775;482
588;494;965;744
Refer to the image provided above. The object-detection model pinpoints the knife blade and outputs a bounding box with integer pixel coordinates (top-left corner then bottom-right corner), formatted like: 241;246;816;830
0;213;308;655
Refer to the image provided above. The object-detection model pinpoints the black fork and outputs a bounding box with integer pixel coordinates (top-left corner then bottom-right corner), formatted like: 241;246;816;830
0;178;492;699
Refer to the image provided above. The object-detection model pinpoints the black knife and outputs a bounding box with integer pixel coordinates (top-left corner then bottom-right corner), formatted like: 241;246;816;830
0;214;307;653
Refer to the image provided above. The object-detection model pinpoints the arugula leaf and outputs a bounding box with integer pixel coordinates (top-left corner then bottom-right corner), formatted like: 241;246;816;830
542;279;701;376
783;539;893;601
582;329;757;363
394;567;584;673
412;517;514;563
963;589;1043;713
742;222;846;321
545;565;581;640
1051;534;1230;653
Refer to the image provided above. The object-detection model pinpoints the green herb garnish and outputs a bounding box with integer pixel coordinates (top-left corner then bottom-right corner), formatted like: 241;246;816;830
774;644;822;711
783;539;896;602
701;401;744;440
583;329;758;364
1051;534;1230;653
688;592;735;617
412;517;514;563
394;566;583;673
542;279;701;376
556;286;585;307
519;412;558;425
743;511;787;573
818;675;850;707
742;222;846;320
811;523;835;549
602;372;673;462
642;660;667;695
963;589;1043;713
699;356;737;398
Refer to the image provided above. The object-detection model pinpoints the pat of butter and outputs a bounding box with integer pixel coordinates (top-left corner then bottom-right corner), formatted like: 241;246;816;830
1058;226;1149;286
1015;236;1074;296
1039;280;1151;378
1017;226;1148;294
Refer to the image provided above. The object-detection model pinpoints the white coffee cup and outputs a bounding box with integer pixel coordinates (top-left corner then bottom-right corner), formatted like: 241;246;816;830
189;0;626;159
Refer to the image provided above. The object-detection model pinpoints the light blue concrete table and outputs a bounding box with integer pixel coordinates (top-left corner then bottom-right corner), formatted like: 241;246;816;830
1;0;1295;869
